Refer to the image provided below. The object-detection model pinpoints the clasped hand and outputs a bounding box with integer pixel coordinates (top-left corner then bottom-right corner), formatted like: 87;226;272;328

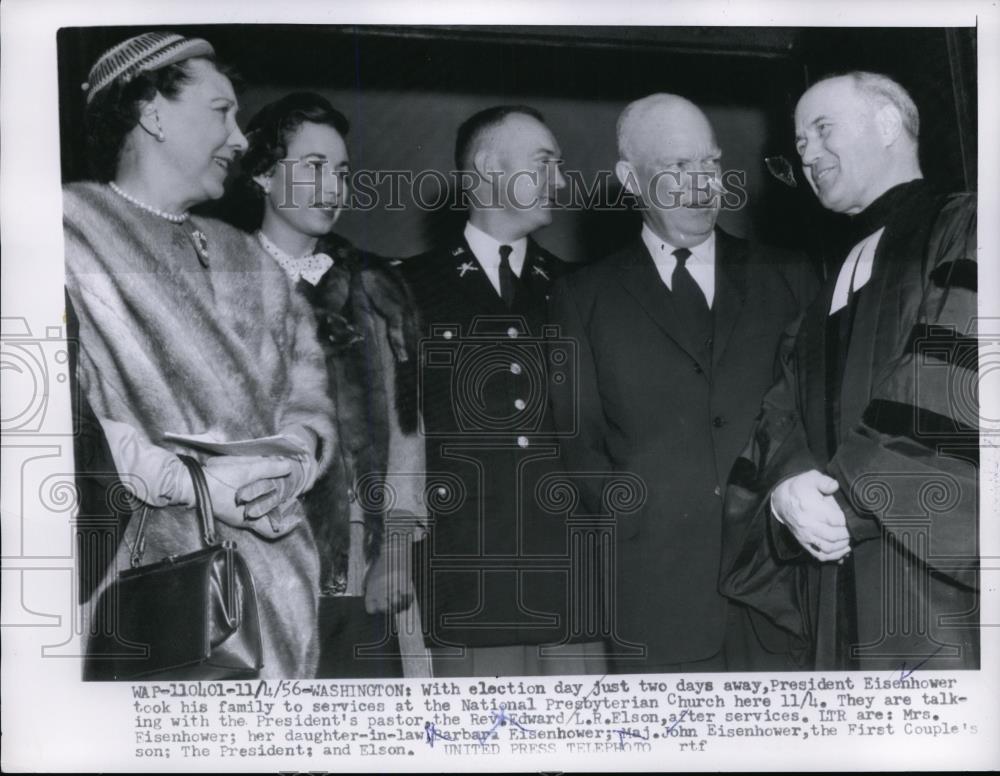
203;455;309;537
771;470;851;562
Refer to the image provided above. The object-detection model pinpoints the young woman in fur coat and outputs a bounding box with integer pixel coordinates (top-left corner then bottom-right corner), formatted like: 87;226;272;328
232;92;429;678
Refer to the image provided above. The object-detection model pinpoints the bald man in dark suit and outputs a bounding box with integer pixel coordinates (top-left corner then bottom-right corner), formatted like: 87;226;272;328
548;93;818;673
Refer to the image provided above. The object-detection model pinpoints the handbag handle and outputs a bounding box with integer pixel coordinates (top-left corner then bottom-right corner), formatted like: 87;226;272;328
177;454;218;547
129;454;218;567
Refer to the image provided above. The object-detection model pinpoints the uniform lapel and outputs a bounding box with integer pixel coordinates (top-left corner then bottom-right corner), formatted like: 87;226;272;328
518;240;556;304
616;238;711;372
447;236;507;314
711;230;748;367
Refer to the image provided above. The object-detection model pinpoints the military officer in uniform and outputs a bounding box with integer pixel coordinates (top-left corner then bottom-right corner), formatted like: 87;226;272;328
403;105;604;676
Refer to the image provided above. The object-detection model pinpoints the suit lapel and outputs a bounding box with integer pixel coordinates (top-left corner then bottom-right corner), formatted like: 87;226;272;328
711;230;748;367
616;239;711;372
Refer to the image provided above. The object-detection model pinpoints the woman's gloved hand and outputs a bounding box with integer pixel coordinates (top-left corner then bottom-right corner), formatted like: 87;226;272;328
232;426;321;519
235;456;309;519
249;499;304;539
202;455;293;528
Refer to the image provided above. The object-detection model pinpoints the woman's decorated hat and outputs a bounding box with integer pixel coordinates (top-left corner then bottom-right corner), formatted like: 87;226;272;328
83;31;214;104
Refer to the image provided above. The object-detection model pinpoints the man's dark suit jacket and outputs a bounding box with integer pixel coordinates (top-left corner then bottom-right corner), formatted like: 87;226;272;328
402;233;573;650
547;228;816;671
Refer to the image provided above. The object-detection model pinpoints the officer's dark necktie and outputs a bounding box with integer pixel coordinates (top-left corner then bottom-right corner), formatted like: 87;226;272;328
670;247;713;351
499;244;518;307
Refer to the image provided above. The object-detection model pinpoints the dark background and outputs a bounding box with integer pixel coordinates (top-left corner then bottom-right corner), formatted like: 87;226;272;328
57;25;977;268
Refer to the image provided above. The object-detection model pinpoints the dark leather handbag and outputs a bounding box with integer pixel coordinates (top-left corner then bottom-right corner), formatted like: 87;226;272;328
85;455;263;680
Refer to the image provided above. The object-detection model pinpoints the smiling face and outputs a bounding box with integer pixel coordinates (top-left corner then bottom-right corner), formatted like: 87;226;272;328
794;77;891;215
618;99;722;248
257;120;350;243
491;113;566;234
153;58;247;206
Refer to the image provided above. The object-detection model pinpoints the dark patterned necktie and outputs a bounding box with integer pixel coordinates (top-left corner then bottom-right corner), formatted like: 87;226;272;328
671;247;712;350
499;244;517;307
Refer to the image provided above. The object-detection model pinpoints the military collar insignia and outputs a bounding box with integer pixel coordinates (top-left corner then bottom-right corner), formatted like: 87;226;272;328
532;265;550;280
451;245;466;257
457;261;479;277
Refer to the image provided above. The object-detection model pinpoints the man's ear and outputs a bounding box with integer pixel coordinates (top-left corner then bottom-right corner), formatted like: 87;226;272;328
615;160;639;194
874;103;904;146
472;148;501;194
472;148;496;179
136;98;164;140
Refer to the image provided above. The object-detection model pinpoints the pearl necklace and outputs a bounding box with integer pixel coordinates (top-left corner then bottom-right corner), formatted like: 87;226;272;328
109;182;189;223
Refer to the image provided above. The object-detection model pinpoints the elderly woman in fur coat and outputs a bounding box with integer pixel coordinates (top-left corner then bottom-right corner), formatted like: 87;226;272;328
67;34;336;678
233;92;428;678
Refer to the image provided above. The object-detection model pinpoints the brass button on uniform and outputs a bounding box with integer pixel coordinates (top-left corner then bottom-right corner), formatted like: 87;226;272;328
514;399;526;411
517;435;530;448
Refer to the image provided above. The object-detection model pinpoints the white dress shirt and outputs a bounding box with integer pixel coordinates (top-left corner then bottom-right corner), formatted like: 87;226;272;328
641;223;716;308
464;221;527;297
829;227;885;315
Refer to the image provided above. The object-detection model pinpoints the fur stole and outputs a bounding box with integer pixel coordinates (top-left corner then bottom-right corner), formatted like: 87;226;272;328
298;234;422;593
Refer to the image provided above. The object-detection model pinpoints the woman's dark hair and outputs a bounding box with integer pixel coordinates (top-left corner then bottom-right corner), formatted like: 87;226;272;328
83;56;234;182
229;92;350;229
240;92;350;184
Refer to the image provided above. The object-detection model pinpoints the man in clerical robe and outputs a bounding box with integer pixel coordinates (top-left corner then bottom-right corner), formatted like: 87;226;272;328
721;72;979;671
